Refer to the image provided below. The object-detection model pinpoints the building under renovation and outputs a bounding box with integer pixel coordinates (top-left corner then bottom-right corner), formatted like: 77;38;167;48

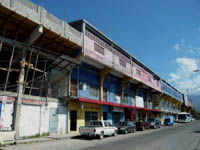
0;0;82;137
0;0;192;137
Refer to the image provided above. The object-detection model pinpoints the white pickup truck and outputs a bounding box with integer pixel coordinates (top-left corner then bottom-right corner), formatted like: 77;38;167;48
0;130;16;146
79;120;118;139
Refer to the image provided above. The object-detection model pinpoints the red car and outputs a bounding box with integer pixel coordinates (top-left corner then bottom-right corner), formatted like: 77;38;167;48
135;121;150;131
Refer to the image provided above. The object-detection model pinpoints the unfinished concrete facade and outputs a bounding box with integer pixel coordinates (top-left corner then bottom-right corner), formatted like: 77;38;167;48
0;0;82;137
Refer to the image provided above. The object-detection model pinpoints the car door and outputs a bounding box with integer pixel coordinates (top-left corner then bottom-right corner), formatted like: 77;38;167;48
127;122;132;132
104;121;110;135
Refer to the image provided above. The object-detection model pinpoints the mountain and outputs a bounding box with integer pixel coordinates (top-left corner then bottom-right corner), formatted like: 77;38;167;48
190;95;200;112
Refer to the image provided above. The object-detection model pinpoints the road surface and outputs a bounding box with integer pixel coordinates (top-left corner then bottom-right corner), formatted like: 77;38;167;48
2;121;200;150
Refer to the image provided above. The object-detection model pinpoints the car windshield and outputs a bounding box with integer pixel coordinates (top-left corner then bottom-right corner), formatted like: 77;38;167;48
178;114;187;119
118;122;127;126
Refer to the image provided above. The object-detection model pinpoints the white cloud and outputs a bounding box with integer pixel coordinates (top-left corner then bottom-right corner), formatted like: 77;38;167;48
176;57;198;77
181;39;185;46
169;57;200;95
188;45;195;54
169;73;180;82
173;44;180;51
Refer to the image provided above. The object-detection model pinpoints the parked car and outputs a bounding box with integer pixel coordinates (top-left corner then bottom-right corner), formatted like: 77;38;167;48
164;116;174;126
116;121;136;134
135;120;150;131
0;130;16;146
79;120;118;139
148;117;161;129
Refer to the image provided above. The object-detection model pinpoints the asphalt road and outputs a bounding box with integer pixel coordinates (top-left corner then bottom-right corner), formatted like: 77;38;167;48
2;121;200;150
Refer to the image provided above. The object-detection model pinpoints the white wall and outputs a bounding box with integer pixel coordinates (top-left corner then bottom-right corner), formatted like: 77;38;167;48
0;101;14;130
19;104;41;137
0;98;68;137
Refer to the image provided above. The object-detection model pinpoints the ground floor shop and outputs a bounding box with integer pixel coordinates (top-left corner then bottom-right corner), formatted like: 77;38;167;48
68;101;101;133
137;109;161;122
102;105;125;125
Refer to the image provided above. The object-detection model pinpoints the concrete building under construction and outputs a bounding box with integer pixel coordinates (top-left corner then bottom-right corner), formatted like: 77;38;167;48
0;0;192;138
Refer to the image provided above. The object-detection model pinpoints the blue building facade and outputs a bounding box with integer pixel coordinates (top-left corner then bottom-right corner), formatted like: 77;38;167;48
67;19;185;132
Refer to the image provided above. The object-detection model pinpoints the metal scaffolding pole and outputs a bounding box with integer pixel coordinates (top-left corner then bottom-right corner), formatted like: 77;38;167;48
23;48;33;93
29;51;39;95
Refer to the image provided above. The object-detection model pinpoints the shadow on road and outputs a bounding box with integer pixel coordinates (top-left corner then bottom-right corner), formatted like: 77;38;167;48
71;135;96;141
71;135;112;141
194;131;200;133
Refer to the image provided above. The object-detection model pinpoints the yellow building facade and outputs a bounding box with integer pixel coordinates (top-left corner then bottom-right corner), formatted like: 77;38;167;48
68;101;102;133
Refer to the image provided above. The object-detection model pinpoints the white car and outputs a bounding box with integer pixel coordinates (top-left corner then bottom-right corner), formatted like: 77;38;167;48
79;120;118;139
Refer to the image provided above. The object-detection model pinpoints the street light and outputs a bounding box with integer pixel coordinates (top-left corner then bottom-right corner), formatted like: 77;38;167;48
193;70;199;72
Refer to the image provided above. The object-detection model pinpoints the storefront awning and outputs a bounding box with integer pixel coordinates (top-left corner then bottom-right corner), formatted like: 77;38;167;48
77;98;143;110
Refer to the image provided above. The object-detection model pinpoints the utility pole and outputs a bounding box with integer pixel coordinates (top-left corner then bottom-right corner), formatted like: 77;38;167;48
13;25;43;138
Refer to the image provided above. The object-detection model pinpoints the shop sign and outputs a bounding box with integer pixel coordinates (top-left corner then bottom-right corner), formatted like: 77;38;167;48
135;96;144;108
111;106;124;112
115;95;121;104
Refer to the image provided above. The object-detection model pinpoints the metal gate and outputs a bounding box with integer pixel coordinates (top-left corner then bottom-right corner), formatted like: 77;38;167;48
49;108;58;133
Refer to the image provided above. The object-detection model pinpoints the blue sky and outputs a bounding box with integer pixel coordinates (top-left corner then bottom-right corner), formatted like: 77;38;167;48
32;0;200;96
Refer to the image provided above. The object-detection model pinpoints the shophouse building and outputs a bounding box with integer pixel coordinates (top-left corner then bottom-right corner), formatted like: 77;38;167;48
0;0;191;137
68;19;164;133
160;80;184;122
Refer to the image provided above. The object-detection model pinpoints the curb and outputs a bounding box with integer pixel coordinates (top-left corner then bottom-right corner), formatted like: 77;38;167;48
16;136;75;145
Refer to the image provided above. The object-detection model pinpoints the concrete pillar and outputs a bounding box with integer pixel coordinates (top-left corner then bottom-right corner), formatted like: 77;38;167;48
145;89;151;108
135;83;143;96
13;25;43;138
13;54;25;138
99;67;111;101
120;77;131;104
67;70;71;96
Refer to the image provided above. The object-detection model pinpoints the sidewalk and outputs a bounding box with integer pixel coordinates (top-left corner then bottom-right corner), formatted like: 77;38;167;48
16;133;79;145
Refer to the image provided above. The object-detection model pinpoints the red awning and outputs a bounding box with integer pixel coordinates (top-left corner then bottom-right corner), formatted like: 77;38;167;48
77;97;142;110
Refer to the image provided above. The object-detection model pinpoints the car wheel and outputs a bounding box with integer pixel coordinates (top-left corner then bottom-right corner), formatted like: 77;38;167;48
124;129;128;134
113;130;117;136
99;131;104;139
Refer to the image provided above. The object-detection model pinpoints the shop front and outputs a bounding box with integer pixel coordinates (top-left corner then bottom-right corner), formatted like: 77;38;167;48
68;101;101;133
124;108;136;122
102;105;124;125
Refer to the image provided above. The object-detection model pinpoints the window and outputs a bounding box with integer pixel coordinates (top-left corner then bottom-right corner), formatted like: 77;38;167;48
94;43;105;55
89;121;103;127
124;95;128;104
119;58;126;68
148;75;152;82
90;85;98;97
103;88;107;102
108;122;112;127
156;80;160;86
103;112;107;120
115;93;121;103
85;111;98;126
104;122;109;127
71;79;77;97
136;69;141;76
